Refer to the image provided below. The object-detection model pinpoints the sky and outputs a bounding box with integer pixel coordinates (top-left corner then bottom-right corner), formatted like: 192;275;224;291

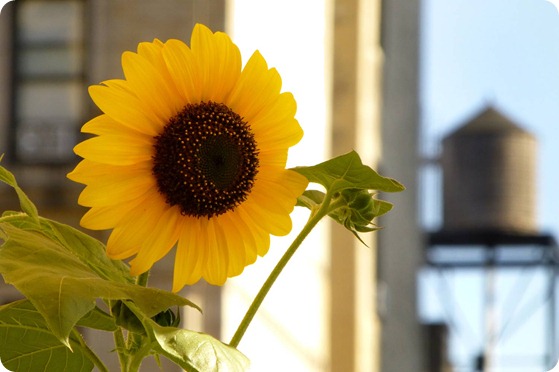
420;1;559;371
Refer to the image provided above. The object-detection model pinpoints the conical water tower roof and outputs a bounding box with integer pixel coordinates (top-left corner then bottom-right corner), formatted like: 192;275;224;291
446;106;532;138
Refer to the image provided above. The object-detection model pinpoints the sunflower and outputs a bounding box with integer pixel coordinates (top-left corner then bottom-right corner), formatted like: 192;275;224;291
68;24;308;292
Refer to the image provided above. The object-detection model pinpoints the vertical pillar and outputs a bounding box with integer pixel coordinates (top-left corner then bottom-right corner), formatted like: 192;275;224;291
330;0;358;370
378;0;425;371
330;0;383;371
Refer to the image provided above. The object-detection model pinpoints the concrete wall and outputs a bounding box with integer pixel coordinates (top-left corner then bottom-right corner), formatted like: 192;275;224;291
87;0;225;86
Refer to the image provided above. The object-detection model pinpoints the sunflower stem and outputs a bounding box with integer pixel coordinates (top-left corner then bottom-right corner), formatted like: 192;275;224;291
122;270;152;370
109;300;129;371
229;190;344;348
111;272;151;372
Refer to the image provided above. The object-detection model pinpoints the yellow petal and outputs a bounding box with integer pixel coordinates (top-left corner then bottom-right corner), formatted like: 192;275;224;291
257;167;309;198
137;39;165;66
234;204;275;257
78;175;155;207
106;226;142;260
251;93;303;148
68;159;151;185
202;218;229;285
129;205;182;275
221;210;259;266
250;181;301;215
80;195;148;230
173;218;206;291
217;214;248;277
190;24;242;102
121;51;182;123
88;81;163;137
226;51;282;123
258;147;289;168
107;200;166;260
240;200;293;237
85;187;163;229
73;134;153;166
162;39;199;103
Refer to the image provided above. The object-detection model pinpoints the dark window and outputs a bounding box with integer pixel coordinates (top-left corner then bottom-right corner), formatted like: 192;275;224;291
11;0;86;164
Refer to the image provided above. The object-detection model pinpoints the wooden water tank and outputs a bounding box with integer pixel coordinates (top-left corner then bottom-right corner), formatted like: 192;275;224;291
441;107;537;233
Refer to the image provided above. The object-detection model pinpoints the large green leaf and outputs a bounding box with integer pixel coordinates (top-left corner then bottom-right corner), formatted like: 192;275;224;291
292;150;404;194
0;217;199;348
150;324;250;372
0;163;126;284
126;303;249;372
0;300;94;372
3;213;131;284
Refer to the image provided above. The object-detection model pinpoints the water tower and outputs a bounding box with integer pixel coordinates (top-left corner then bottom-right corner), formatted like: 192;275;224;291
424;106;558;371
442;107;537;234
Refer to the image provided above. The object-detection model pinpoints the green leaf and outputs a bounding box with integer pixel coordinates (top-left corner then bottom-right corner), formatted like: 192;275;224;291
0;300;94;372
77;307;117;332
125;303;249;372
1;213;131;284
293;152;404;244
0;216;200;348
0;165;38;223
291;150;405;194
296;190;326;210
150;324;250;372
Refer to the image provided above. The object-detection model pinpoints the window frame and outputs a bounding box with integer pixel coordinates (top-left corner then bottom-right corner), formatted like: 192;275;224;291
8;0;87;165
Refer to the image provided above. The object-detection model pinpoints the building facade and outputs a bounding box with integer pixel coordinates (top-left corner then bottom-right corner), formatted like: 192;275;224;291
0;1;426;371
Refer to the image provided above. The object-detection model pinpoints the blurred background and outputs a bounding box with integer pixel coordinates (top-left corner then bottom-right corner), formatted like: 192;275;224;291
0;0;558;371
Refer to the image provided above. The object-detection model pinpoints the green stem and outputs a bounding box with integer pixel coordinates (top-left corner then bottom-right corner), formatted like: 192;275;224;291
229;191;340;348
72;328;109;372
126;342;153;372
109;300;129;372
107;273;151;372
122;270;152;370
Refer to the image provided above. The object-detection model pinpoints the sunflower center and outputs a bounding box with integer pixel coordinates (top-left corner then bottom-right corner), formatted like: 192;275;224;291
152;101;259;218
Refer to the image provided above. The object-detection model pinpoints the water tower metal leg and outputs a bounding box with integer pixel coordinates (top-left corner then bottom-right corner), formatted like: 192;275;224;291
483;246;497;371
549;265;558;369
484;265;497;371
